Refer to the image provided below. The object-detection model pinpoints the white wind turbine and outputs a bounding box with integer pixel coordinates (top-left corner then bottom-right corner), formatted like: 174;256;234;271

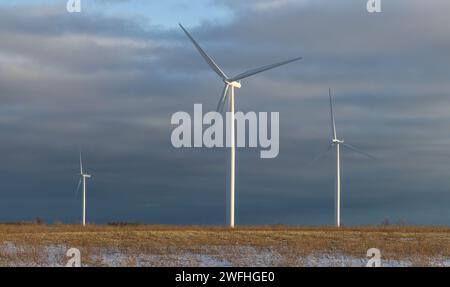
75;153;91;226
180;24;302;228
315;88;374;227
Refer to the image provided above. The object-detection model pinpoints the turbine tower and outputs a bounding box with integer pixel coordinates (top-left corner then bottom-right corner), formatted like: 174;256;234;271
325;88;374;227
75;153;91;226
180;24;302;228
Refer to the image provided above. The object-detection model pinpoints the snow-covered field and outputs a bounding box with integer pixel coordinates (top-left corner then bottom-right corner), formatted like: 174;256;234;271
1;242;449;267
1;225;449;267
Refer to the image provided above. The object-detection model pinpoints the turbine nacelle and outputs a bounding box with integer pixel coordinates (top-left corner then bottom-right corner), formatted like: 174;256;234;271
224;80;241;89
82;174;91;179
332;139;344;144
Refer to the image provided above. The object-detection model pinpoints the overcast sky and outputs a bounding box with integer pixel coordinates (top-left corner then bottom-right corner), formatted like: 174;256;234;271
0;0;449;226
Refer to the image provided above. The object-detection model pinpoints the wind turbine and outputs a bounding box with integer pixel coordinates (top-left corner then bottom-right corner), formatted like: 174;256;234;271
179;24;302;228
315;88;374;227
75;152;91;226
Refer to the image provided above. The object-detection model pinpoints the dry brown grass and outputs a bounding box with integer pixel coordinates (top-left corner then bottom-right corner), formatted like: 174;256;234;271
0;224;449;266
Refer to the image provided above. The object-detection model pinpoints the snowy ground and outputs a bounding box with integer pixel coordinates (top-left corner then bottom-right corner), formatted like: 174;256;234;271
1;242;449;267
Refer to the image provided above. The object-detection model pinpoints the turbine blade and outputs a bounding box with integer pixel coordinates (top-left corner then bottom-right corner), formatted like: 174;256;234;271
229;57;302;82
74;178;82;199
342;143;375;159
179;24;228;80
216;84;229;113
79;152;83;174
329;88;337;140
310;144;333;164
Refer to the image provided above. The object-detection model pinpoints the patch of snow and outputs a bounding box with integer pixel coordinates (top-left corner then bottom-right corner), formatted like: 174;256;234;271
300;253;411;267
1;242;447;267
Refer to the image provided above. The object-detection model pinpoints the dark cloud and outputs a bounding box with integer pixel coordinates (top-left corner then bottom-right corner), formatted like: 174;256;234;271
0;1;449;225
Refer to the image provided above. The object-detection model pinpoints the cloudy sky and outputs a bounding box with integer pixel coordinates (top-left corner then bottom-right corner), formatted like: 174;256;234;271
0;0;449;226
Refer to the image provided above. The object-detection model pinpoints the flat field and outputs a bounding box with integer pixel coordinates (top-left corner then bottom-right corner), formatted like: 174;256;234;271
0;224;449;267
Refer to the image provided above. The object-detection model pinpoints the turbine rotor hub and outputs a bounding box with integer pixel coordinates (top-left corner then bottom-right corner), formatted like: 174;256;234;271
225;80;241;89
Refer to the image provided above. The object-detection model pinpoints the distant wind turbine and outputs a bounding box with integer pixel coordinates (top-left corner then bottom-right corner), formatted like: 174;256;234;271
179;24;302;228
315;89;374;227
75;152;91;226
